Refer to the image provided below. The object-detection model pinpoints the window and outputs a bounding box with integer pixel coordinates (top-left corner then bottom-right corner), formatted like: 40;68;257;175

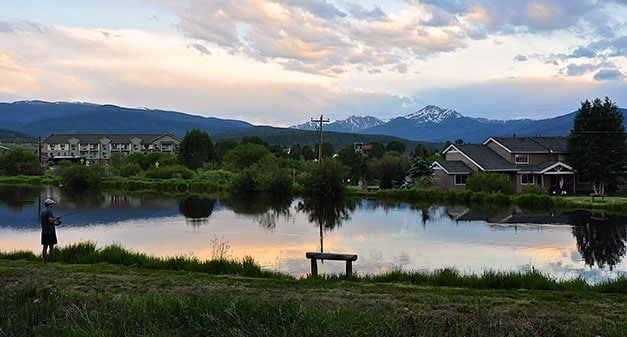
521;174;534;185
515;154;529;164
455;174;468;185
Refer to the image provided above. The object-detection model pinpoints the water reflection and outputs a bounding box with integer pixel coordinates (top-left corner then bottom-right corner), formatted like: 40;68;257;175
0;185;40;210
178;196;216;226
221;195;293;229
572;217;626;270
0;185;625;281
448;205;627;270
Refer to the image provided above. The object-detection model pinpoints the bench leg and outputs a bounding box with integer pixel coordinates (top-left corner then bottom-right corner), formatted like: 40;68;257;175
310;259;318;277
346;261;352;279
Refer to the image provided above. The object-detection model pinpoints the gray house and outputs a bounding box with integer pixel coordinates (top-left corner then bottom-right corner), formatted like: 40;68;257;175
432;136;579;193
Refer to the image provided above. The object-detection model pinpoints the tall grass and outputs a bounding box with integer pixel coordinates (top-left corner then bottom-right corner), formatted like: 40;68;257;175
2;244;625;293
50;241;289;279
364;267;624;293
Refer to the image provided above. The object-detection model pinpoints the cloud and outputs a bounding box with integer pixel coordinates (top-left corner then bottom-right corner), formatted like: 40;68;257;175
346;4;388;21
514;54;528;62
566;63;599;76
593;69;624;81
569;46;596;59
188;43;211;55
173;1;479;76
170;0;625;79
283;0;347;19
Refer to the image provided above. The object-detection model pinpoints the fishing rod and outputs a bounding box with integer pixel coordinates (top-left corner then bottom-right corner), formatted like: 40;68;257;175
58;208;91;218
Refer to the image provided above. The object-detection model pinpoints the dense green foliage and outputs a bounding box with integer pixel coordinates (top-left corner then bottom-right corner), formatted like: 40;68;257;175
178;128;215;169
568;97;626;194
466;172;515;195
0;149;43;176
59;163;106;190
300;159;346;200
223;143;272;170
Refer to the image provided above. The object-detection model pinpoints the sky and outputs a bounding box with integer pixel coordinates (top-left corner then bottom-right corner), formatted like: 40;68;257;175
1;0;626;127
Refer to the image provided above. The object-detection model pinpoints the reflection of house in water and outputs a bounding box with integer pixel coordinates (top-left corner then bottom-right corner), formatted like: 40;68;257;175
446;205;572;226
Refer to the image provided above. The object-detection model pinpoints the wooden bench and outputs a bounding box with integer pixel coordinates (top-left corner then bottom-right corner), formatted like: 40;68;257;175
589;193;607;201
306;252;358;279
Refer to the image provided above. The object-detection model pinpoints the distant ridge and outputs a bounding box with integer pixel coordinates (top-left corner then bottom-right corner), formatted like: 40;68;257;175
1;100;625;144
0;101;253;138
290;105;627;143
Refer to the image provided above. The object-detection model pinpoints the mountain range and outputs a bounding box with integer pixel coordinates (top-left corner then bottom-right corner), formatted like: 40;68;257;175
290;105;620;143
1;100;625;145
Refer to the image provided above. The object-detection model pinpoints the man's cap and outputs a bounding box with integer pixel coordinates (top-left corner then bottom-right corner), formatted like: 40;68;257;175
44;198;55;205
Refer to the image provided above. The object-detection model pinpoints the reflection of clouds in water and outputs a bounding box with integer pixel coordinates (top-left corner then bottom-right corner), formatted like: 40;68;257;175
569;249;582;262
542;259;627;285
3;195;626;283
395;252;411;266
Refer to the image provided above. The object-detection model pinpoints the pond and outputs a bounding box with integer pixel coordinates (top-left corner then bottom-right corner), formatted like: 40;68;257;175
1;185;625;283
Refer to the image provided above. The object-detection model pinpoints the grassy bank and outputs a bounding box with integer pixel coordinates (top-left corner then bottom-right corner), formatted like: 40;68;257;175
3;175;627;214
1;258;625;337
2;243;626;336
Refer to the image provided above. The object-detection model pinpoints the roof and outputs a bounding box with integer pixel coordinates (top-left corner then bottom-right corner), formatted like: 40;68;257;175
432;160;473;174
456;144;518;171
486;136;568;153
44;133;179;144
518;161;574;174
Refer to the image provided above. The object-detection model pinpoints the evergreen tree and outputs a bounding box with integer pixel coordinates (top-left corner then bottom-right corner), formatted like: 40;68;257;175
567;97;626;194
178;129;214;170
407;156;433;181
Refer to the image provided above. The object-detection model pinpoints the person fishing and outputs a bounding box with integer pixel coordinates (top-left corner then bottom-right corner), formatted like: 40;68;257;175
41;198;62;263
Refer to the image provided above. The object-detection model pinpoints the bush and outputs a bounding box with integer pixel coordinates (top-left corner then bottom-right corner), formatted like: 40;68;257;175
521;184;546;195
0;149;42;176
117;162;142;177
230;169;259;196
466;172;515;195
514;194;554;210
60;164;105;190
143;165;194;179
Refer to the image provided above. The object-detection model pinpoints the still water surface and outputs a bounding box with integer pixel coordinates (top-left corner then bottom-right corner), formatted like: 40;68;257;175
1;186;625;283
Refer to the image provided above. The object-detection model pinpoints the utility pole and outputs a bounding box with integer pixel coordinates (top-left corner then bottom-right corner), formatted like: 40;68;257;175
311;114;329;163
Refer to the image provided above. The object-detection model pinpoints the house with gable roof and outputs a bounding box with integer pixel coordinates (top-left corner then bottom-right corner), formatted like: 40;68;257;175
431;136;579;193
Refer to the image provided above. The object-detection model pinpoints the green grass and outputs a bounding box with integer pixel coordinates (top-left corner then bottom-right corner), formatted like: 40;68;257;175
1;258;625;337
2;242;625;293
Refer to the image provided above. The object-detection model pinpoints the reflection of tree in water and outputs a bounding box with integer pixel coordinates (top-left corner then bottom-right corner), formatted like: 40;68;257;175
571;212;626;270
221;195;292;229
297;197;356;231
298;198;357;252
60;187;107;208
0;185;40;210
178;196;216;226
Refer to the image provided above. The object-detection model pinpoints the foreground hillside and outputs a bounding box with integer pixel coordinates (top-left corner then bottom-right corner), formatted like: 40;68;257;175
1;260;625;337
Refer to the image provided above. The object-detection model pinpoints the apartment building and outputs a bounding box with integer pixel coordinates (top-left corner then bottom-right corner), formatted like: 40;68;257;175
43;133;181;164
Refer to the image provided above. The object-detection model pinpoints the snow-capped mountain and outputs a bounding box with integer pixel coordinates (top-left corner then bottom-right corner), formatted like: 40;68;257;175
404;105;463;123
290;105;594;143
290;115;385;133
